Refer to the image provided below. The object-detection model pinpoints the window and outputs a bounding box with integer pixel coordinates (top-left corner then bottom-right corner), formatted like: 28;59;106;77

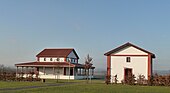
56;58;60;61
50;58;53;61
67;58;71;62
44;58;46;61
126;57;131;62
71;59;73;63
75;59;78;63
71;58;75;63
73;59;75;63
66;58;70;62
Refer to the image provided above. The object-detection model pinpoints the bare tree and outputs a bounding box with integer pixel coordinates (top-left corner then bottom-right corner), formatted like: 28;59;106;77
84;54;93;83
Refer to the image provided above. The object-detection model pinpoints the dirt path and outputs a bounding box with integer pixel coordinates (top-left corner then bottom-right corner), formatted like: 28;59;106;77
0;82;76;91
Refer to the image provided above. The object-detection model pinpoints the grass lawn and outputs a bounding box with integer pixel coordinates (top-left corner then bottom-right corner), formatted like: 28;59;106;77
1;80;170;93
0;81;44;88
0;79;82;88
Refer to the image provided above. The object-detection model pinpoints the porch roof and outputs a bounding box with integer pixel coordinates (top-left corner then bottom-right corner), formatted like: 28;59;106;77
15;62;95;69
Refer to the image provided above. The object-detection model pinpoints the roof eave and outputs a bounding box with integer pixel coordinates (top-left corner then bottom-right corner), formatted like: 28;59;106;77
104;42;156;58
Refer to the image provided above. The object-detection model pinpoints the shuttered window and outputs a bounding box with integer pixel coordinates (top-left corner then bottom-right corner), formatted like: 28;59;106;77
126;57;131;62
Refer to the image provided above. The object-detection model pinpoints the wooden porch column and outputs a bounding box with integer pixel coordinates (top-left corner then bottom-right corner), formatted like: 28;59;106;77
35;67;39;76
25;67;28;77
75;68;78;76
34;67;36;72
81;69;83;75
43;67;45;75
53;67;55;75
16;66;18;77
31;67;33;72
92;69;94;75
84;69;86;76
75;68;77;76
63;67;64;75
73;68;74;76
21;67;23;73
79;68;81;75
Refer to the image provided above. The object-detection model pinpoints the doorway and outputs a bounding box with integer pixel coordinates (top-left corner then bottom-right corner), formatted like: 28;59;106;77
124;68;132;82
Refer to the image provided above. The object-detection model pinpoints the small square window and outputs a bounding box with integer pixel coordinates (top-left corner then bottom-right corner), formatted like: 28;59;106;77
50;58;53;61
71;59;73;63
44;58;46;61
126;57;131;62
56;58;60;61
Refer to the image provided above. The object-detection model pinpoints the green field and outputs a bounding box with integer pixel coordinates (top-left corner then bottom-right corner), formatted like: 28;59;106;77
1;80;170;93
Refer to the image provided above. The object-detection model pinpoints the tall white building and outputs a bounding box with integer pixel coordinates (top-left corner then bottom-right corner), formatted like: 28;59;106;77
104;42;155;83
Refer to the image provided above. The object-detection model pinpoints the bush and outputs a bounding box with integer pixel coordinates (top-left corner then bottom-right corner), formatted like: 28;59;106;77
125;74;136;85
137;75;147;85
122;73;170;86
105;75;111;85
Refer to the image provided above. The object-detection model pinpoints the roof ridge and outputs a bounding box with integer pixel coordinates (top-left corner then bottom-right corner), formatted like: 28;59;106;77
36;48;79;59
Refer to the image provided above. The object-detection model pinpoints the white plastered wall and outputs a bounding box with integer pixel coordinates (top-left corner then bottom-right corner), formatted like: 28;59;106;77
110;46;149;83
114;46;148;55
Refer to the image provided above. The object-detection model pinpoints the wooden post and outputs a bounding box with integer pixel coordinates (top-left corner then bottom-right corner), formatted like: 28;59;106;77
16;66;18;77
43;67;45;75
53;67;55;75
34;67;36;72
73;68;74;76
84;69;86;76
21;67;23;73
63;67;64;75
75;68;78;76
31;67;33;72
79;68;81;75
25;67;28;77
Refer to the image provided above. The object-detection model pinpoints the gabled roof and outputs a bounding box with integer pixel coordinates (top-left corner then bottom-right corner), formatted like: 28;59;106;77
104;42;155;58
36;48;79;59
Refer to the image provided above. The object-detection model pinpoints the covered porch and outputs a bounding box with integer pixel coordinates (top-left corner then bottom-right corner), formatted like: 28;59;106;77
15;62;95;80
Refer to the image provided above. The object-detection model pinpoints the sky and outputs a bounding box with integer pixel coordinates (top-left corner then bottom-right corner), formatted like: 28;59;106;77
0;0;170;71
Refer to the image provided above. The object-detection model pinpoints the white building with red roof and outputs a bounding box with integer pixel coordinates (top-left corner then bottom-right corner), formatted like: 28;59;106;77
15;48;95;80
104;42;155;83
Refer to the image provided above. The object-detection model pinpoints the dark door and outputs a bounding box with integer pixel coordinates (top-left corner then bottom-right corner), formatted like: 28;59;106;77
70;68;73;76
64;67;66;75
124;68;132;82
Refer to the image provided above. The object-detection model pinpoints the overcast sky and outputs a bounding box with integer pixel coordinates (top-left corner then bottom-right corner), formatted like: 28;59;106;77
0;0;170;70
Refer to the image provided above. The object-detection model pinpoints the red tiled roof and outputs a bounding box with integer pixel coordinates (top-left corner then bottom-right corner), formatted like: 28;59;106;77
15;62;75;67
36;48;79;59
15;62;91;68
15;62;95;69
104;42;155;58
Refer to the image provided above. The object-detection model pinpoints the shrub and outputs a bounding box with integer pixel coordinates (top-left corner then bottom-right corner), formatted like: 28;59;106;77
125;74;136;85
105;75;111;85
137;75;147;85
